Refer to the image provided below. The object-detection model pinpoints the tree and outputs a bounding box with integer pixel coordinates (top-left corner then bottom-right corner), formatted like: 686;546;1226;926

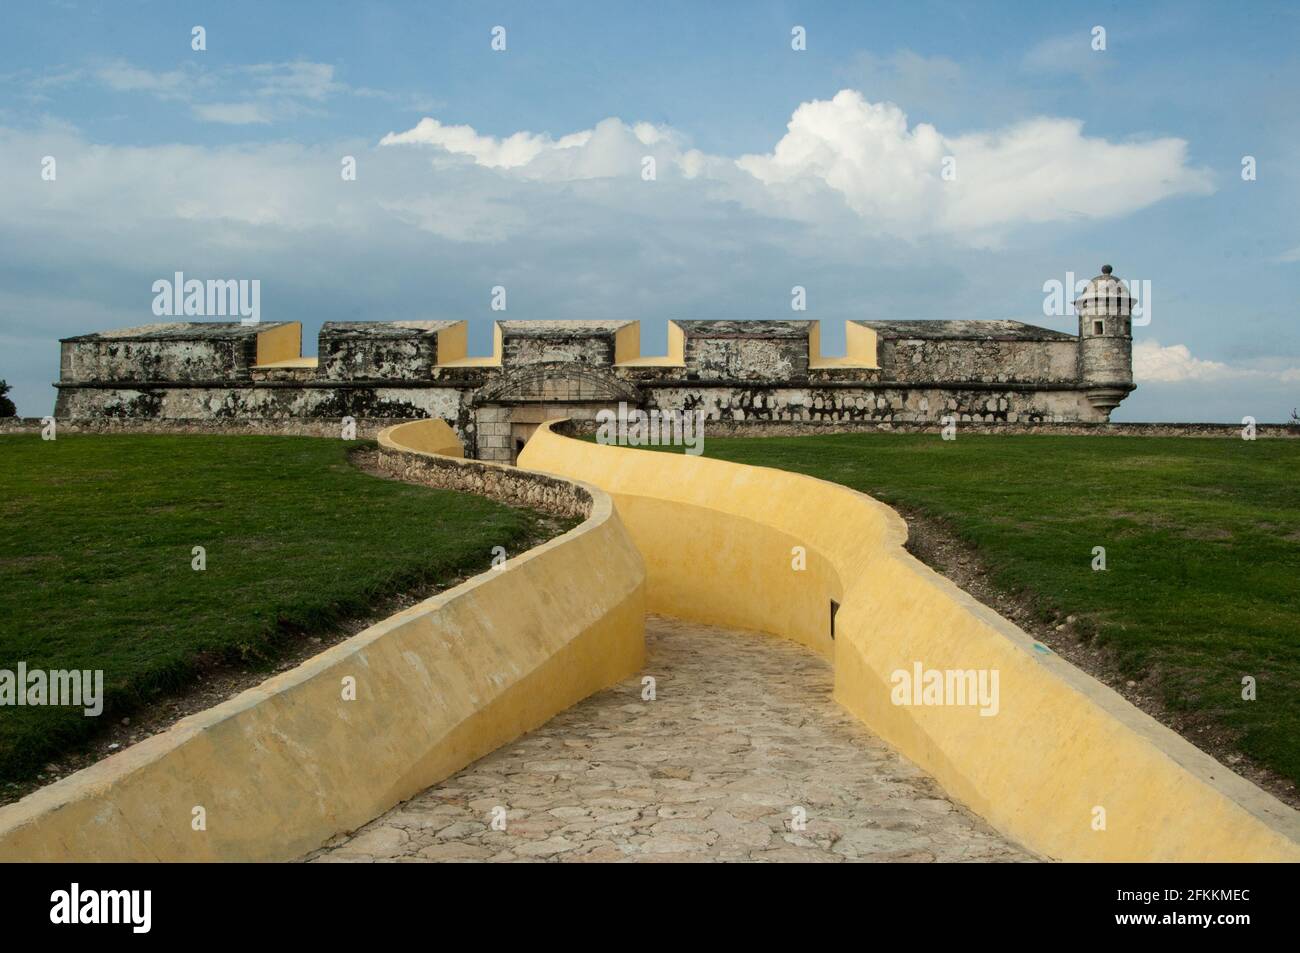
0;380;16;418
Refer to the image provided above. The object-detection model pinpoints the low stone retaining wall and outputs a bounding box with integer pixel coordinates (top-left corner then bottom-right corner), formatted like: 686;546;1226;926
4;415;1297;444
560;417;1300;440
0;416;409;439
375;422;588;519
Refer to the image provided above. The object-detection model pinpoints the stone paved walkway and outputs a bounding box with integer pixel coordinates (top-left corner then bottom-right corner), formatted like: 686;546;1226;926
306;616;1033;862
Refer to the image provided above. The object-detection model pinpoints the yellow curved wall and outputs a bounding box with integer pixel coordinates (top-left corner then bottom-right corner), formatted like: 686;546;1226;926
519;424;1300;862
384;417;464;457
0;429;643;861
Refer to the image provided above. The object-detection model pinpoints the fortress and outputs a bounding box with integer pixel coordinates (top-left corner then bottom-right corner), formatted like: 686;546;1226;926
53;266;1135;461
17;265;1300;866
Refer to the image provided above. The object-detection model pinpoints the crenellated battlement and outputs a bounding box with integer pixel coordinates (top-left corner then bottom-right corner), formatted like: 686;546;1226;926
57;317;1097;387
53;272;1136;460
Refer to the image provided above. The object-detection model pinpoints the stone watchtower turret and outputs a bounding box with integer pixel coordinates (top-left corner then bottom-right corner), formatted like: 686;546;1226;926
1075;264;1135;415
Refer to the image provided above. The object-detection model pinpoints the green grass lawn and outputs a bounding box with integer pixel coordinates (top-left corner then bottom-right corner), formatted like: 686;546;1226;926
0;435;554;785
682;433;1300;786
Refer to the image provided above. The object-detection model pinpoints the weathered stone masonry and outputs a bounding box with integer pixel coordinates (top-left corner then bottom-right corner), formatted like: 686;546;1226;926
53;268;1136;461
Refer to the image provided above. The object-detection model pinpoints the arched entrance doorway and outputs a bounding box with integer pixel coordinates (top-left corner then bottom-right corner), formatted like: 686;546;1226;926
470;362;644;462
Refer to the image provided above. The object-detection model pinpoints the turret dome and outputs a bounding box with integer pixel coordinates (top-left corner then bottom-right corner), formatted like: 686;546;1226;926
1074;264;1131;317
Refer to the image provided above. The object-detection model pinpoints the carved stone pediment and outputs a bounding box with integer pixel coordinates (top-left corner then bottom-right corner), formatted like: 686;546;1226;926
473;362;642;405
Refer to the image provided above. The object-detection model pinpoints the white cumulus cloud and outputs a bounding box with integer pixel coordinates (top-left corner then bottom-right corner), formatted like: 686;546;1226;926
1134;340;1234;382
382;89;1213;242
379;115;700;183
380;118;593;169
1134;340;1300;384
738;90;1213;238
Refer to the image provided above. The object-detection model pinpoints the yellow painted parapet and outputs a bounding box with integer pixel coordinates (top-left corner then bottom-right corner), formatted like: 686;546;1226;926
614;321;640;364
519;424;1300;861
254;356;319;370
809;320;878;369
385;417;464;458
436;320;503;367
254;321;302;367
615;321;686;367
0;429;643;861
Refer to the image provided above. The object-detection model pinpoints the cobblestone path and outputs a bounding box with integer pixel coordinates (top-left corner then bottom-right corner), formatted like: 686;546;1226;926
307;616;1033;862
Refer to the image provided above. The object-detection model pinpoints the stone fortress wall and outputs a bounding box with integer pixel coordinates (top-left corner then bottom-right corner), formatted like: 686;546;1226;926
53;267;1137;461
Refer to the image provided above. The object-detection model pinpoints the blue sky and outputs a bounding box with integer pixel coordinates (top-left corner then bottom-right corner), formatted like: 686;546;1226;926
2;0;1298;419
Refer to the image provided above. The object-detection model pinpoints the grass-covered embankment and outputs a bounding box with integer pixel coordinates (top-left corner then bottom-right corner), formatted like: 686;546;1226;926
0;435;554;786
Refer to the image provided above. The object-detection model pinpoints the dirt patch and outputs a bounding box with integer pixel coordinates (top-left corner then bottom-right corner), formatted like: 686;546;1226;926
1106;509;1236;541
0;448;572;808
897;503;1300;811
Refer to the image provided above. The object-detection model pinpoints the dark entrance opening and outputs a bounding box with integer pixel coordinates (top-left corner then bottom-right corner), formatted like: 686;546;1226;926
830;599;840;640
